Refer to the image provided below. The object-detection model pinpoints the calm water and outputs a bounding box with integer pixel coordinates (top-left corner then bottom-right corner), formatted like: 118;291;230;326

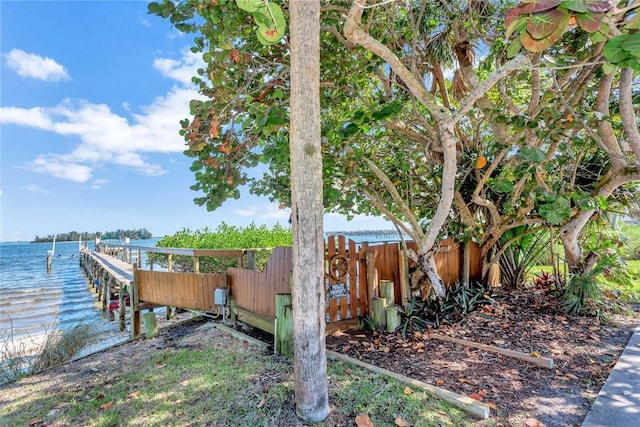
0;232;399;344
0;239;159;343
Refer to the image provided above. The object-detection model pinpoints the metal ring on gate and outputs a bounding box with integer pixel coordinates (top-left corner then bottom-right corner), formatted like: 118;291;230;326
329;254;349;281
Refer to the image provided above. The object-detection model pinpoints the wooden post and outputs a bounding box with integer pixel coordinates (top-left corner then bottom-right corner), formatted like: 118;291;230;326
371;297;387;331
386;305;401;333
275;293;293;356
118;285;126;331
398;249;410;309
365;251;377;318
462;242;471;288
143;310;158;339
167;254;173;272
131;265;141;337
380;280;395;305
137;249;142;268
194;256;200;274
246;250;257;270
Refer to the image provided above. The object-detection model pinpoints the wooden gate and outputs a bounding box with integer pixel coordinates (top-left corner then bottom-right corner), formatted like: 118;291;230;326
325;235;367;323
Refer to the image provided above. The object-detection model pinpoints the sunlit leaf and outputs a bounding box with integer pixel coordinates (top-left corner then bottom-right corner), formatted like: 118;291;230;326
519;147;546;162
490;179;514;193
576;12;603;33
603;35;632;64
235;0;263;13
527;9;567;40
560;0;587;12
526;0;561;13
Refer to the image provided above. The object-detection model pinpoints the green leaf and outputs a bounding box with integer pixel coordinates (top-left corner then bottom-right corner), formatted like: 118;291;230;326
519;147;546;162
505;15;527;40
147;2;162;14
602;61;617;74
490;179;514;193
235;0;264;13
527;9;567;40
538;200;570;224
560;0;587;13
506;37;522;58
603;35;632;64
590;31;607;43
576;12;603;33
521;11;568;52
625;13;640;30
621;34;640;57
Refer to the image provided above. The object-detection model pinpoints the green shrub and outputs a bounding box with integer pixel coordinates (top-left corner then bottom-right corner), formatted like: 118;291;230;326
150;222;292;272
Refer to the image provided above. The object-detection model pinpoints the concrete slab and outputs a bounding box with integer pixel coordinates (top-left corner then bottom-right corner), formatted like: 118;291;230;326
582;325;640;427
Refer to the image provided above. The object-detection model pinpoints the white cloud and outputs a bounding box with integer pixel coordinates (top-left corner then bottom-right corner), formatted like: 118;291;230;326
25;184;51;195
91;179;109;190
0;49;205;182
27;155;93;182
235;208;255;217
5;49;70;81
153;49;202;86
0;189;3;197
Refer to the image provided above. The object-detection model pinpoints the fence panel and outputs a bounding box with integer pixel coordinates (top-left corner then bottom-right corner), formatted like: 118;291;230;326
137;271;227;310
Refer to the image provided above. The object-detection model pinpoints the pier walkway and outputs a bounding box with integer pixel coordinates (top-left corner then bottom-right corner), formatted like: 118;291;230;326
89;251;133;283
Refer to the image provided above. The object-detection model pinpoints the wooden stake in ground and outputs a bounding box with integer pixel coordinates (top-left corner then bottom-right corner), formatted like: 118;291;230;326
431;334;554;369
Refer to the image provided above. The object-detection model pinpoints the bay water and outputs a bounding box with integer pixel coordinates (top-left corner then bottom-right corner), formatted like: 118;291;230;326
0;231;400;362
0;239;160;357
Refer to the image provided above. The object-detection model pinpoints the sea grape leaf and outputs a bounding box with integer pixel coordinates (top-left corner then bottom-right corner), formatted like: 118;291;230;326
490;179;514;193
603;35;632;64
560;0;587;13
527;9;566;40
585;0;615;13
621;34;640;57
519;147;546;162
577;12;603;33
525;0;561;13
235;0;263;13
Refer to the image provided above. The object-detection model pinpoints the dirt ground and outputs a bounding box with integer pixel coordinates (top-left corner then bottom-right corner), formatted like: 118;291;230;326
2;289;638;427
326;288;639;426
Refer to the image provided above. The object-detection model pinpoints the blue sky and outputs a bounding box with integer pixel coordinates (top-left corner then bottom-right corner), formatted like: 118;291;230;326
0;1;391;242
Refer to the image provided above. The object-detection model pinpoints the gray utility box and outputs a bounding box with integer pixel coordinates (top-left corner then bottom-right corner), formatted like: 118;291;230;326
214;288;228;306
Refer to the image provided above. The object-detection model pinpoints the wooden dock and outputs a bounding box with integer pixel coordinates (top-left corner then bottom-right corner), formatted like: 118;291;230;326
80;248;136;331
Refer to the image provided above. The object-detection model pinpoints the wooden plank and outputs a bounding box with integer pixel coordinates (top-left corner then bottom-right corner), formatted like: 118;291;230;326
398;248;410;308
431;334;554;369
338;236;348;320
216;324;269;348
327;351;490;419
349;239;358;319
365;251;376;318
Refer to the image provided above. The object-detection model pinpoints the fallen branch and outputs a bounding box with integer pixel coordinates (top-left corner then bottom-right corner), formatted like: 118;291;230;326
431;334;554;369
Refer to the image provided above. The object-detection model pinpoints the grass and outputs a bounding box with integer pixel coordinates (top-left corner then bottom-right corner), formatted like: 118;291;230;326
0;321;97;384
0;326;479;427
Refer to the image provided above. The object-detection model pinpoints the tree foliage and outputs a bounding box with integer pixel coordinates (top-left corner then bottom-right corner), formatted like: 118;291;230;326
149;0;640;299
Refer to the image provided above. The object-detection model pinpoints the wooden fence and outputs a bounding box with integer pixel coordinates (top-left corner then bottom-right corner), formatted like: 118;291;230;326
129;236;482;335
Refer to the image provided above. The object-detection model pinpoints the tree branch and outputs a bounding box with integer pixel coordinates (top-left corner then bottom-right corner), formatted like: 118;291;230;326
619;68;640;160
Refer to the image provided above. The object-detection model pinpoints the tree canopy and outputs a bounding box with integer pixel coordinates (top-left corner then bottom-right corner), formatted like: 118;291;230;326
149;0;640;297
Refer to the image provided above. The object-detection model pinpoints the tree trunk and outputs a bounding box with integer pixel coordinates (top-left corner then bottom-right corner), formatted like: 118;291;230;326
289;1;329;422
